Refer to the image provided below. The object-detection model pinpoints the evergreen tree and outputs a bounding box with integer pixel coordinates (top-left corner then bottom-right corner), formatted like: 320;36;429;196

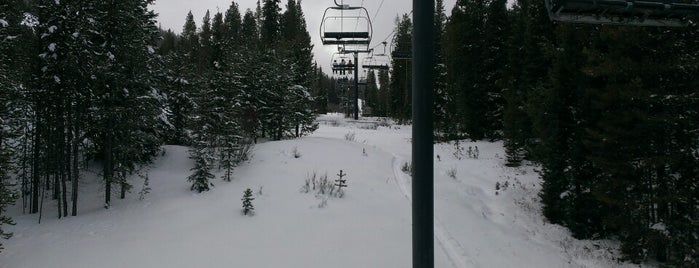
445;0;486;139
83;0;164;207
260;0;281;48
363;70;379;116
281;0;314;88
334;170;347;197
211;12;226;65
198;10;213;69
502;0;555;165
240;9;259;50
376;69;390;117
180;11;200;64
224;1;242;44
0;2;19;246
433;0;450;137
533;24;599;238
242;188;255;215
187;145;215;193
389;15;412;121
582;26;699;264
444;0;508;140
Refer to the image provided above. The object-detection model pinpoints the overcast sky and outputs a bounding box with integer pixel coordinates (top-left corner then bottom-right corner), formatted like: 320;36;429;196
150;0;457;74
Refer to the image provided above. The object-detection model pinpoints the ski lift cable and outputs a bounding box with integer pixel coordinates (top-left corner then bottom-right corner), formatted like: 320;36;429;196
353;0;365;31
371;0;385;23
370;9;412;51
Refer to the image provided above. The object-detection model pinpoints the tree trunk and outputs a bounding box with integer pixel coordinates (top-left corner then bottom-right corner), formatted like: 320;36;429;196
71;106;80;216
104;114;113;209
31;117;40;214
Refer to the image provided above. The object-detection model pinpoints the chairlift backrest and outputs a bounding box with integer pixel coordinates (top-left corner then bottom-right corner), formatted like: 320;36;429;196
320;5;373;46
546;0;699;26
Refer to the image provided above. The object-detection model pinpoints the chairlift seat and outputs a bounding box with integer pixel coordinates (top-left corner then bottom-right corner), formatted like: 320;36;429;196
391;51;411;60
323;39;371;45
362;64;390;70
546;0;699;26
324;32;370;39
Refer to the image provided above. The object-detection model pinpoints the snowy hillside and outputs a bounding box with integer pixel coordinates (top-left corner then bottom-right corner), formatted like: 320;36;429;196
0;114;648;268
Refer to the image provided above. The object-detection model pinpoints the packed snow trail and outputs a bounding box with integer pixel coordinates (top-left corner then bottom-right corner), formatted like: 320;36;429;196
1;116;654;268
391;156;472;268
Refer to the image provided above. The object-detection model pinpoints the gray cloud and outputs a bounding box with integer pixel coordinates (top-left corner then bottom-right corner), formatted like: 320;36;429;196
150;0;456;75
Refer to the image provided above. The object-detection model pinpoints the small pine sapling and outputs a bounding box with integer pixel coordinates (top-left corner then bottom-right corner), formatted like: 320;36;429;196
335;170;348;197
242;188;255;215
453;140;464;160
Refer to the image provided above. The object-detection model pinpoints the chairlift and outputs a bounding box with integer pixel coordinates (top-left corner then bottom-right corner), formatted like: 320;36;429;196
545;0;699;26
362;43;391;70
330;52;356;76
390;34;412;60
320;2;373;46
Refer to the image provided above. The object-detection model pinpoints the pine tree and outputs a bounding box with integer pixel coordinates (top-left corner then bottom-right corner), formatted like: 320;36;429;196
180;11;200;64
242;188;255;215
260;0;281;48
241;9;259;48
582;26;699;264
444;0;508;140
224;1;242;44
433;0;450;137
188;145;215;193
211;12;226;65
363;70;379;116
0;5;18;246
198;10;213;70
100;0;163;204
334;170;348;197
502;0;555;165
445;0;486;139
376;69;390;117
389;14;413;121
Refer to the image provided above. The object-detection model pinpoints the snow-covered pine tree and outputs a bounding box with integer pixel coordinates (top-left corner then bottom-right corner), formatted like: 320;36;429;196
389;15;412;121
433;0;450;137
92;0;164;205
187;144;215;193
242;188;254;215
223;1;242;45
0;5;18;246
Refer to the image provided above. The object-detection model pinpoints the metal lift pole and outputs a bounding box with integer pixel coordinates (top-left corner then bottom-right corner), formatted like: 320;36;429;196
353;51;359;120
412;0;434;267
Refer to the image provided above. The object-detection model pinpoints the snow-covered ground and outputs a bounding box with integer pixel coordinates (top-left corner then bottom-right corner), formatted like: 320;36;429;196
1;114;647;268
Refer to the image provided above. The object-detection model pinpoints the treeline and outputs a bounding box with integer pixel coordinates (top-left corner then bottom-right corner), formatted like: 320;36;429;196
156;0;318;192
0;0;319;250
372;0;698;265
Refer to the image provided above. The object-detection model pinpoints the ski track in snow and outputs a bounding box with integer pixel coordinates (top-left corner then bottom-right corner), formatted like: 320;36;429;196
390;155;472;268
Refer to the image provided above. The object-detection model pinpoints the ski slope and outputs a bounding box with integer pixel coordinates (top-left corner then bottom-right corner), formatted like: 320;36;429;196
0;114;647;268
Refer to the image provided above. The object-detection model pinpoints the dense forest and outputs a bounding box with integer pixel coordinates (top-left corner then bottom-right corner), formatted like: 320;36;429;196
1;0;697;266
0;0;320;250
359;0;697;265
